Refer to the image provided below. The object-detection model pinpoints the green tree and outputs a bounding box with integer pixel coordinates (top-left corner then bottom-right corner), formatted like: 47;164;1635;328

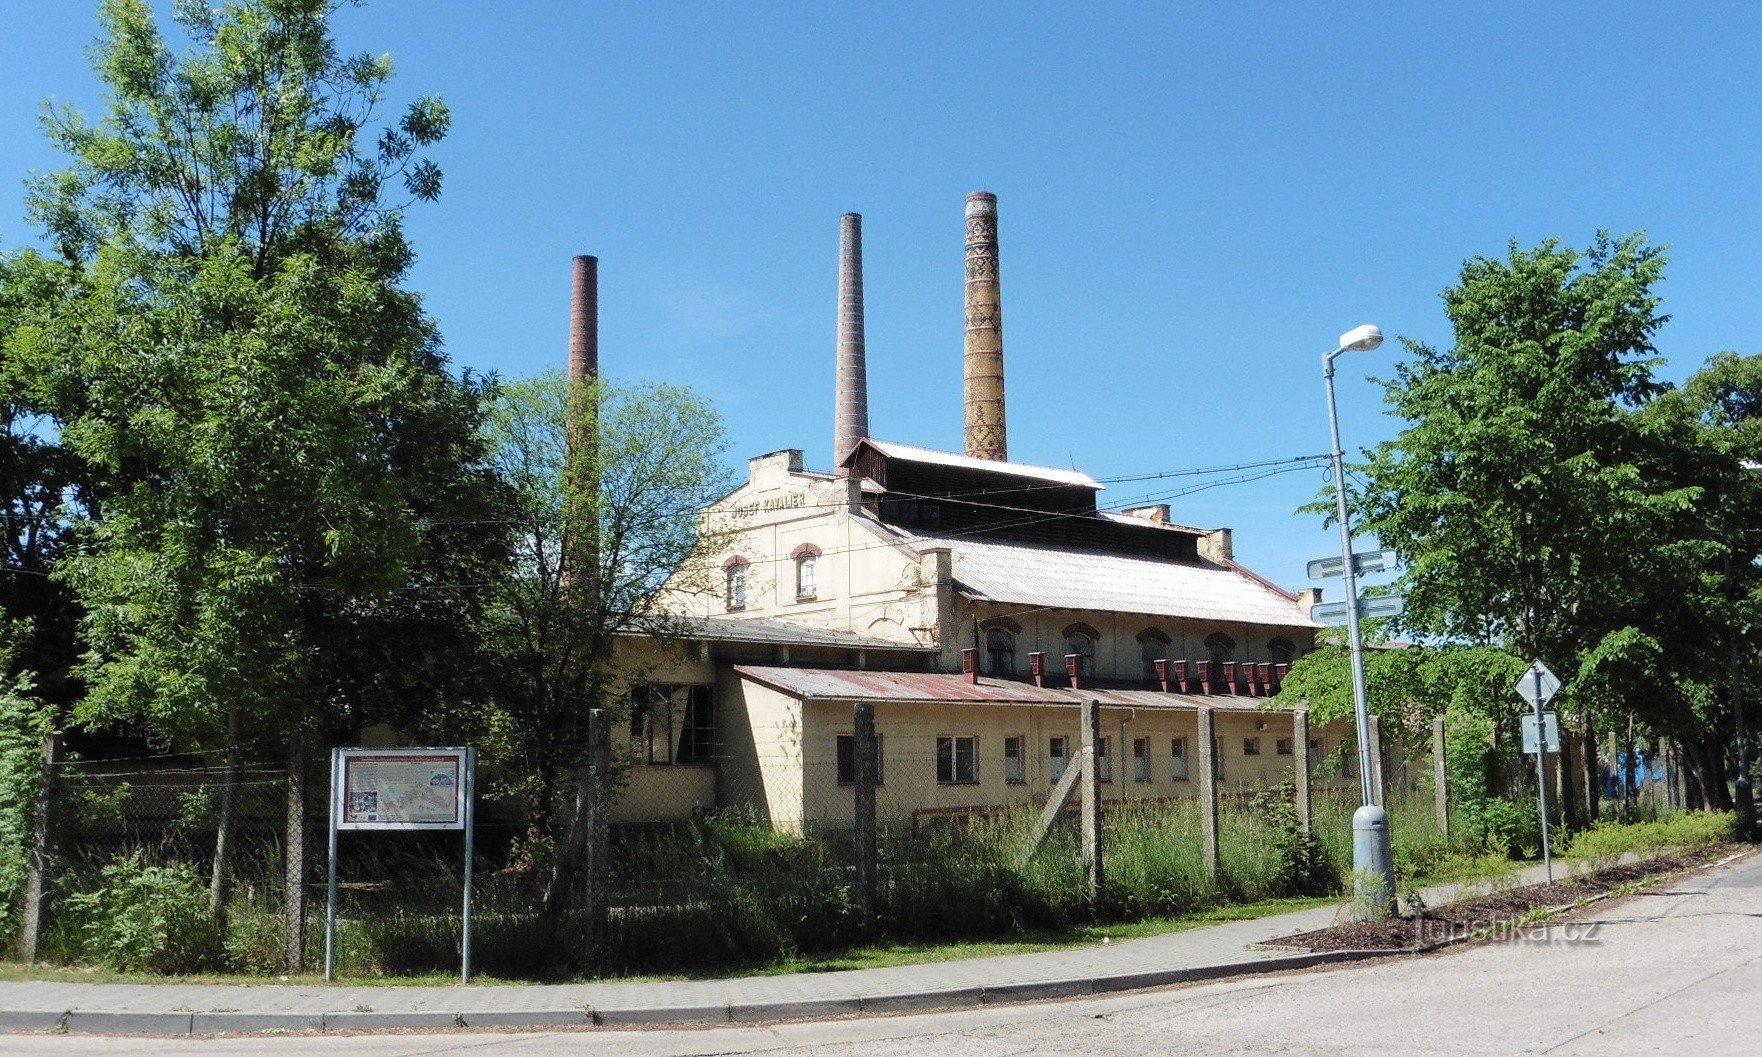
1354;235;1699;822
22;0;502;914
466;370;733;910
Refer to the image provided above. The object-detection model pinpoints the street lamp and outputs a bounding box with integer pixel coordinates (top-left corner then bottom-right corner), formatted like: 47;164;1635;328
1323;323;1397;918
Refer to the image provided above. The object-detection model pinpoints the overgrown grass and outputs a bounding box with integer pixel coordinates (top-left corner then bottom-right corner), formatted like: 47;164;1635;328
19;795;1739;982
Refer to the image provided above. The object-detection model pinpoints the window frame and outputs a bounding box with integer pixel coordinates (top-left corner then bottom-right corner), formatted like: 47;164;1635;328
1132;736;1152;782
795;553;817;600
936;734;980;785
985;627;1017;676
1049;735;1070;782
724;559;748;611
1275;737;1293;756
1096;735;1113;783
836;732;885;786
1243;736;1262;757
1003;734;1026;784
1170;737;1190;781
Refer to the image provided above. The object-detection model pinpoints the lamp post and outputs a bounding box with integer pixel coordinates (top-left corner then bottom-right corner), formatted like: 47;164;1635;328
1323;323;1397;918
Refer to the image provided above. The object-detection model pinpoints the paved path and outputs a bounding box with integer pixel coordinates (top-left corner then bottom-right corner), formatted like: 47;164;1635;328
0;854;1674;1034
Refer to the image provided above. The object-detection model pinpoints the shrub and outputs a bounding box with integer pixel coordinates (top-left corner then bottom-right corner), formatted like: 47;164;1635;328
1565;811;1736;864
62;853;222;973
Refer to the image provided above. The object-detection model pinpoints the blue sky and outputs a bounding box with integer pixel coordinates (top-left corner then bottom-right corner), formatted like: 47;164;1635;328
3;2;1758;593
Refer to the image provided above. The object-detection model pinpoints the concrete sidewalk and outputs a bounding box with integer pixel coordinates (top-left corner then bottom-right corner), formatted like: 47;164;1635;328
0;858;1610;1035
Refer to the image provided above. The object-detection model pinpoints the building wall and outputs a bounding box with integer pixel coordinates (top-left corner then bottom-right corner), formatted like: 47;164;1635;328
713;669;807;829
798;698;1354;828
959;601;1315;683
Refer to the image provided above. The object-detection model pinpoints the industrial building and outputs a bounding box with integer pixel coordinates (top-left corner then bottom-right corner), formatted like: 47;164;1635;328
580;194;1340;830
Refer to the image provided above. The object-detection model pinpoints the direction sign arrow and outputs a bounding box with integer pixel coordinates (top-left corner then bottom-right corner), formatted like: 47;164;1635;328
1311;594;1405;627
1306;549;1399;581
1514;660;1560;707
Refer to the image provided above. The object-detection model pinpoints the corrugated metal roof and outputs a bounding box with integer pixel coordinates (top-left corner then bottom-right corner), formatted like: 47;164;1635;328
862;440;1103;490
630;617;939;652
733;666;1279;713
899;533;1319;629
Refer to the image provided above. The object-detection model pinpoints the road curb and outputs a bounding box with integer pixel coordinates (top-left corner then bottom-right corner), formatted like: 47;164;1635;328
25;947;1400;1035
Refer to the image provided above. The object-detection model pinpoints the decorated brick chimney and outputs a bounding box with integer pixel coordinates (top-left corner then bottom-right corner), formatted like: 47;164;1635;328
963;192;1007;461
564;255;599;597
834;213;870;469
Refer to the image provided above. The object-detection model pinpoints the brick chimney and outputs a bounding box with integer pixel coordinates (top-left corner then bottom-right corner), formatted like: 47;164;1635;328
569;255;598;384
834;213;870;469
963;192;1007;461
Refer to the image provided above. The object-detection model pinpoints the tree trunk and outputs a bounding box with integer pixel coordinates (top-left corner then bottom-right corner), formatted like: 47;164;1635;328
1578;716;1599;824
1556;715;1581;831
1686;734;1733;812
209;709;243;922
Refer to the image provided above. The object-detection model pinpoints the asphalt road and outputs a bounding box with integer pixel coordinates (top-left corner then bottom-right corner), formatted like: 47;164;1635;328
9;849;1758;1056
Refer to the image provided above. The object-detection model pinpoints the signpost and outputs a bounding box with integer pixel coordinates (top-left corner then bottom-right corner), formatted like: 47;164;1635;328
1513;662;1560;883
1310;593;1406;626
326;747;476;982
1306;548;1399;581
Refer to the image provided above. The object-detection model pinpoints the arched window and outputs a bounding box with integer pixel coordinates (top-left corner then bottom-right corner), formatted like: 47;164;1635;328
1063;622;1099;679
1136;627;1170;681
1204;632;1236;684
791;543;821;601
985;627;1016;675
1267;637;1296;667
723;557;749;611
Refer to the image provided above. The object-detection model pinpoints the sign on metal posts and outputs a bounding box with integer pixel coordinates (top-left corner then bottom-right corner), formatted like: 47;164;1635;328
1513;661;1560;883
1311;593;1406;626
326;747;476;982
1520;712;1560;754
1306;548;1399;581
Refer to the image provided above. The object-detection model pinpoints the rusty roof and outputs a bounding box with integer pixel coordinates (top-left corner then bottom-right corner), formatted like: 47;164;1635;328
732;665;1282;713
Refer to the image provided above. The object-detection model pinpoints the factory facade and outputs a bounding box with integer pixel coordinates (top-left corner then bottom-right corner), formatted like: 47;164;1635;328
580;194;1343;831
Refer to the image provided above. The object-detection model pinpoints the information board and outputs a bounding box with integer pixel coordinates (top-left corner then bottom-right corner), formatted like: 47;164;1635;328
333;748;468;831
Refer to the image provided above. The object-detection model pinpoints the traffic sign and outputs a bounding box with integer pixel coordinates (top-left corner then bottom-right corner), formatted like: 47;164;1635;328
1311;594;1406;626
1521;712;1560;754
1514;660;1560;707
1306;548;1399;581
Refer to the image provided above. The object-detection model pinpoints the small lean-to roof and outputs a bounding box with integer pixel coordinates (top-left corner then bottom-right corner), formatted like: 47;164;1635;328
902;533;1320;629
853;439;1104;490
642;616;939;652
732;666;1282;713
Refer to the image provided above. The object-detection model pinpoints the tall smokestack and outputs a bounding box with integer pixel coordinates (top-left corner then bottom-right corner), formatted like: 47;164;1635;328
834;213;869;468
963;192;1007;461
564;254;599;600
569;254;599;385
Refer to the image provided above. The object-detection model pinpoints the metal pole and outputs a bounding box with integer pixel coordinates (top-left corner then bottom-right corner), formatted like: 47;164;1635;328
1532;673;1553;884
462;747;475;984
324;748;340;982
1325;354;1378;807
1325;349;1394;917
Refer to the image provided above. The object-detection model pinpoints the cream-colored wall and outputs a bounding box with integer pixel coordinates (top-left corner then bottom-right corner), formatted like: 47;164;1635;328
800;700;1352;827
675;453;936;647
714;670;807;829
614;765;715;824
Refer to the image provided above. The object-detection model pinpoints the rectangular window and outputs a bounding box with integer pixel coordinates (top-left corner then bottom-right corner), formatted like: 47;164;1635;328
1308;737;1324;774
1171;737;1189;780
937;735;979;784
1097;736;1113;783
836;733;885;786
1132;736;1151;782
1214;739;1224;780
1003;735;1026;784
1243;737;1261;757
1276;737;1293;756
1049;736;1069;782
631;684;712;765
796;554;817;600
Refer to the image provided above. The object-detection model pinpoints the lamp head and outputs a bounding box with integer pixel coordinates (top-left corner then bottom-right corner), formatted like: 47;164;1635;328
1338;324;1384;352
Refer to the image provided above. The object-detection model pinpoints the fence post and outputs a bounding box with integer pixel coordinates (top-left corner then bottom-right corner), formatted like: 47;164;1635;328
1367;714;1386;806
583;708;612;960
1078;696;1103;900
1197;709;1219;880
283;731;309;971
852;701;878;924
18;733;62;962
1292;709;1312;834
1432;715;1449;841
